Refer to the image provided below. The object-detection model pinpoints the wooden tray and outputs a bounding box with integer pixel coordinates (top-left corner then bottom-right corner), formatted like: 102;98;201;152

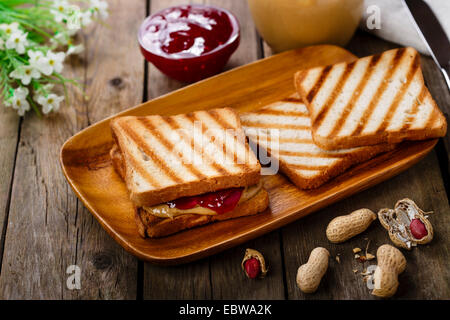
60;45;437;265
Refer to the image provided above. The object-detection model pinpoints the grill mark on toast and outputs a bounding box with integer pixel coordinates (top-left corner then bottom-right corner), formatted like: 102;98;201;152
424;107;438;130
279;138;311;144
256;136;312;144
117;122;183;186
246;129;349;159
295;70;308;93
423;93;441;129
313;61;356;130
207;109;244;164
402;85;427;130
245;132;311;144
329;54;382;137
281;97;303;103
376;53;420;133
241;121;310;130
139;117;207;181
185;112;229;175
352;48;406;136
124;147;161;188
206;110;235;163
166;116;223;176
262;144;347;159
306;65;333;103
208;108;237;129
276;150;347;158
250;109;309;117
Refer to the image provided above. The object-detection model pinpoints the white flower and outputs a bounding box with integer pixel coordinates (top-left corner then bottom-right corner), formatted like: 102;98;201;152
9;65;41;85
66;44;84;55
32;50;65;75
0;22;21;36
28;50;51;75
36;93;64;114
90;0;109;20
46;51;66;73
66;5;83;34
80;10;93;27
5;87;30;116
51;0;71;23
5;31;28;54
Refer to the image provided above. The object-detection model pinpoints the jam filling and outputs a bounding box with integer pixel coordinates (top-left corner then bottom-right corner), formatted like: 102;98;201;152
167;187;244;214
141;5;233;58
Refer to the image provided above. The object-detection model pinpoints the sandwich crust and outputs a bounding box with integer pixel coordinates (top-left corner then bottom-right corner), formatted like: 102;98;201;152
110;144;125;179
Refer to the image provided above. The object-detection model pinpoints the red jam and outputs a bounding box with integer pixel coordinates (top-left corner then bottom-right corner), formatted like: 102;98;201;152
138;5;240;82
167;187;244;214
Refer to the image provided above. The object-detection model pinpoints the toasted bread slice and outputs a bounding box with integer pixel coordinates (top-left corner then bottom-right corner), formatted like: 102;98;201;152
110;108;261;207
111;142;268;238
294;47;447;150
135;188;269;238
240;96;396;189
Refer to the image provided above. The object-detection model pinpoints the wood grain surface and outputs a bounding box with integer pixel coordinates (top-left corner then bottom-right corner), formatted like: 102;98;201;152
0;109;20;271
0;0;448;300
0;0;144;299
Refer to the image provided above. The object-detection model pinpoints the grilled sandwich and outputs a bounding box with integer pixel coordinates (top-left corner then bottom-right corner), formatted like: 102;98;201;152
240;96;396;189
110;108;269;238
294;47;447;150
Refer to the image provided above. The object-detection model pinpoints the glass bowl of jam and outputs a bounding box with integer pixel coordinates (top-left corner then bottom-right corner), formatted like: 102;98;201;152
138;4;240;83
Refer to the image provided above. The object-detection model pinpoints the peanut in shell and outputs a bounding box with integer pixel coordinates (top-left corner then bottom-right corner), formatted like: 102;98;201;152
372;244;406;298
326;209;377;243
296;247;329;293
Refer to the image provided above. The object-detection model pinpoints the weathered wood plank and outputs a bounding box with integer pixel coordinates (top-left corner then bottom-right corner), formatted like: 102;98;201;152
272;31;450;299
66;0;146;299
0;109;20;265
143;0;285;299
0;0;144;299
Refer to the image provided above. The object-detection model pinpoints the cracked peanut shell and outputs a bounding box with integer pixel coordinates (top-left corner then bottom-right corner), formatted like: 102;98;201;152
378;198;433;250
241;248;268;278
372;244;406;298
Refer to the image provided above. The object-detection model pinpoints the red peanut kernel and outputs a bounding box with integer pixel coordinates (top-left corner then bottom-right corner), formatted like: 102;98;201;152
410;219;428;239
244;258;261;279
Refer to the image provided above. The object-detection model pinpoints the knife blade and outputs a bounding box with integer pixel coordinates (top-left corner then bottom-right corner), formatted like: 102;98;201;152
402;0;450;90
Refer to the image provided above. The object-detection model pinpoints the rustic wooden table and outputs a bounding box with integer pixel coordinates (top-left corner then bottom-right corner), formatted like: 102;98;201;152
0;0;449;300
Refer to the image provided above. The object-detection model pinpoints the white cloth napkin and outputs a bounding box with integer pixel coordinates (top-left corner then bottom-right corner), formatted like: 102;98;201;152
360;0;450;55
